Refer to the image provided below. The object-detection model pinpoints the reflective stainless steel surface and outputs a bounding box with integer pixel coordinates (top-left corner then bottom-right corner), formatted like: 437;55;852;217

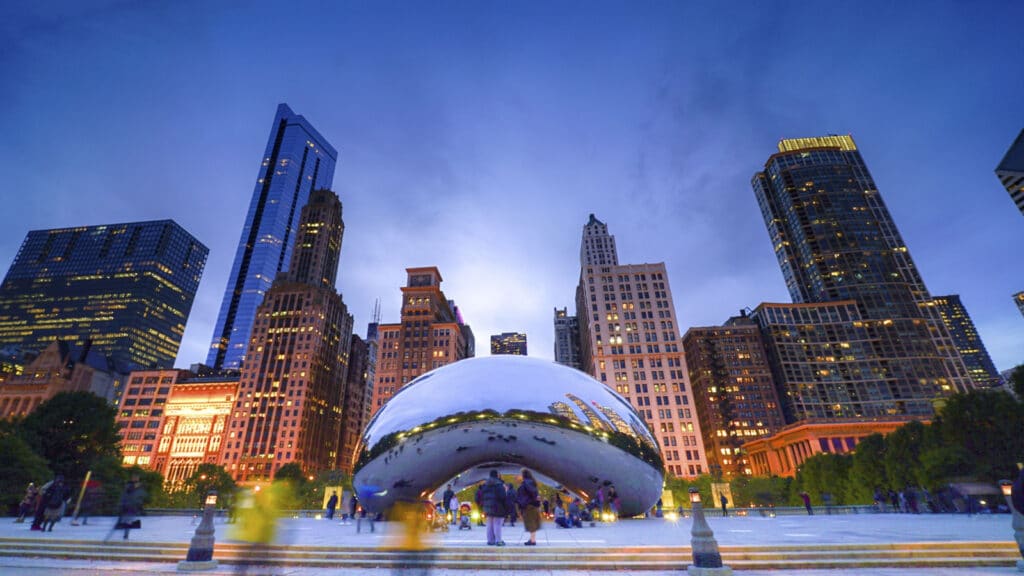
353;356;664;516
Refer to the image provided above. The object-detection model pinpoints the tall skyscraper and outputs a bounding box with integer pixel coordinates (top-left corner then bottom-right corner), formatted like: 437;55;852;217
580;214;618;267
574;216;708;478
682;313;785;478
553;307;581;369
220;190;353;482
1015;292;1024;318
490;332;527;356
753;134;971;394
0;220;208;373
996;128;1024;216
208;104;337;370
339;333;375;473
927;295;1001;388
371;267;474;413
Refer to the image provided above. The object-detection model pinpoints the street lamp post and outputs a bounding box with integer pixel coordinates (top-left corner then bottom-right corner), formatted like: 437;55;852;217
687;488;732;576
178;490;219;572
999;480;1024;572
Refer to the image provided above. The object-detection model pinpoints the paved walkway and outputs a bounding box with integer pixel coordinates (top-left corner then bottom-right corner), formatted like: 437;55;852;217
0;512;1018;574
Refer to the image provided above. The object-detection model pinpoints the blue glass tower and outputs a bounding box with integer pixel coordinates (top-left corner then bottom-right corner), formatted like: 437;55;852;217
0;220;208;373
207;104;337;369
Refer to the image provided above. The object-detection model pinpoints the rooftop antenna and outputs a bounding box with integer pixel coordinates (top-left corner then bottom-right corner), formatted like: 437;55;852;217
371;298;381;324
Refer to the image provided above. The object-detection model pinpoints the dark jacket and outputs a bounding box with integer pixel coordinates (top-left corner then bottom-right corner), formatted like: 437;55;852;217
443;488;455;508
479;478;507;517
517;478;540;508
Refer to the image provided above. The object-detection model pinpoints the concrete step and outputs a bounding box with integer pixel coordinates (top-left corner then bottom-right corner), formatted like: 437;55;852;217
0;538;1018;570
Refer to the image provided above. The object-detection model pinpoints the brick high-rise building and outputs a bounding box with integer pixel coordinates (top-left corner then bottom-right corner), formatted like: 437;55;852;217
220;189;353;482
0;341;116;420
490;332;527;356
682;313;784;478
574;216;707;478
339;333;374;473
371;267;473;413
553;308;581;369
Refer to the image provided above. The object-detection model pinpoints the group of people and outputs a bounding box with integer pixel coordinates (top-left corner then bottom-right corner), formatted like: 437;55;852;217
437;469;543;546
15;475;145;541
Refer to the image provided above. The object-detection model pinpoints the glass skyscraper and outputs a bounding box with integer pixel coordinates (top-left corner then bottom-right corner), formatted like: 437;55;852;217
0;220;208;373
752;135;972;412
207;104;337;370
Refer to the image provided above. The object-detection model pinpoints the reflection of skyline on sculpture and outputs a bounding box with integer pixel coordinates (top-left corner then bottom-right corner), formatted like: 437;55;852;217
353;356;664;516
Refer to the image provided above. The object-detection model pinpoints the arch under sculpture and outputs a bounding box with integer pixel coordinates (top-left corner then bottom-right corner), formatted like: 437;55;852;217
352;356;664;517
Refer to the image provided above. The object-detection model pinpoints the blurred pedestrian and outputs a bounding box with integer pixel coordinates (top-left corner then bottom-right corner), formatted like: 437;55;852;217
800;491;812;515
41;476;68;532
503;482;517;527
105;476;145;541
326;492;338;520
719;493;728;517
15;482;38;523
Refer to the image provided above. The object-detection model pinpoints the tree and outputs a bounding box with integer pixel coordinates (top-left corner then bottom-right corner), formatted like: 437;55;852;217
17;391;121;484
182;464;237;509
883;420;927;490
794;453;853;504
1009;365;1024;399
849;433;888;499
931;390;1024;483
0;430;51;514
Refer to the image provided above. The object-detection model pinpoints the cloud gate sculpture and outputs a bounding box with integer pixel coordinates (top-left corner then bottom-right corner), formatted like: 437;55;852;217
352;356;664;517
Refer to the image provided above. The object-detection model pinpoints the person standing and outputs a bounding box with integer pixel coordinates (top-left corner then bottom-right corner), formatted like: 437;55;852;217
800;491;813;515
448;492;459;526
346;493;358;525
16;483;38;523
719;493;728;517
479;470;507;546
325;492;338;520
442;484;455;524
504;482;517;527
517;469;541;546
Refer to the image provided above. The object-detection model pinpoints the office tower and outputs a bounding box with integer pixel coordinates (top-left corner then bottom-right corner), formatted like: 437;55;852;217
682;313;785;478
928;295;1001;388
996;128;1024;216
553;307;581;369
339;334;373;473
371;267;474;413
221;190;353;482
208;104;337;370
490;332;528;356
753;134;971;394
1015;292;1024;319
580;214;618;267
0;220;208;373
116;366;239;485
0;341;116;420
574;216;708;478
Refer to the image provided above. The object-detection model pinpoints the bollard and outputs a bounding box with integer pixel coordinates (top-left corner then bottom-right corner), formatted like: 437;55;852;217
686;488;732;576
178;490;219;571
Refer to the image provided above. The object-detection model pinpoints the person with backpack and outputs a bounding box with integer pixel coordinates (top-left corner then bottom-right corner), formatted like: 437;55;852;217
517;469;541;546
478;470;507;546
41;476;68;532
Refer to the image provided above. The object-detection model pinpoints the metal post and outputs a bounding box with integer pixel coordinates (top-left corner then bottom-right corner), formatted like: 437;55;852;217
178;490;219;572
687;488;732;575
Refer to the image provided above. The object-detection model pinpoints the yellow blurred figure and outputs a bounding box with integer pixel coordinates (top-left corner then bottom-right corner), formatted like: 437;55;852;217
230;481;297;574
387;500;429;551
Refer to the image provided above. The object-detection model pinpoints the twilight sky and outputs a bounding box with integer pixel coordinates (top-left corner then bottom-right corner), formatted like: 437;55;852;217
2;1;1023;370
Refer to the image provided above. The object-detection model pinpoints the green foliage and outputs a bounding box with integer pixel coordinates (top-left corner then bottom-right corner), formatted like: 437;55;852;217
17;391;121;484
0;431;51;514
181;464;237;509
929;390;1024;483
883;420;926;489
848;434;887;501
729;475;790;507
1010;365;1024;399
793;453;853;504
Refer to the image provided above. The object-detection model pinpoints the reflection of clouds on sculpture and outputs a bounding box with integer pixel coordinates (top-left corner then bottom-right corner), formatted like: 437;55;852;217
353;356;664;516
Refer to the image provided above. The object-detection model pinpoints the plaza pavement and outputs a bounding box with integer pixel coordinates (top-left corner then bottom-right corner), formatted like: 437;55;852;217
0;511;1019;574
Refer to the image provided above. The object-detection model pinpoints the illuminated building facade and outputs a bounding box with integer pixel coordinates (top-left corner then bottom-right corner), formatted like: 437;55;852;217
116;367;238;486
743;419;914;477
371;267;474;413
0;220;207;373
220;190;354;482
927;295;1000;388
0;341;116;420
490;332;527;356
553;307;581;369
339;333;374;473
996;128;1024;216
208;103;337;370
574;216;708;478
682;313;784;478
753;134;971;396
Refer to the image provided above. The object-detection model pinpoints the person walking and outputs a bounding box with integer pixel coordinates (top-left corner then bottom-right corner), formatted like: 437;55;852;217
442;484;456;524
16;483;38;523
30;475;63;531
719;493;728;517
325;492;338;520
105;477;145;542
504;482;517;527
517;469;541;546
346;493;358;525
479;470;507;546
800;491;813;515
41;477;68;532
